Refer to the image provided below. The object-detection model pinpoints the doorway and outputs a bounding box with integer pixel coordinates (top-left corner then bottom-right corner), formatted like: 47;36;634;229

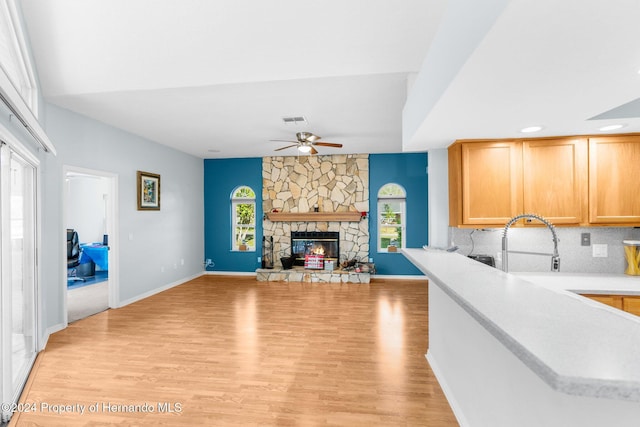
63;166;118;324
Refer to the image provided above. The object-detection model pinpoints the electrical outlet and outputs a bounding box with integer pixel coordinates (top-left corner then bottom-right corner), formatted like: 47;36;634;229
592;244;608;258
369;257;373;263
257;256;261;263
581;233;591;246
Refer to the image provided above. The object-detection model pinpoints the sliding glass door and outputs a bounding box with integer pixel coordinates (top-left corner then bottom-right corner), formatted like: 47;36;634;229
1;142;38;422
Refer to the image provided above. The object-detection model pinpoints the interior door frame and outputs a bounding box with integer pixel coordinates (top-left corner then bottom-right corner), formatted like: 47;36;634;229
62;165;119;324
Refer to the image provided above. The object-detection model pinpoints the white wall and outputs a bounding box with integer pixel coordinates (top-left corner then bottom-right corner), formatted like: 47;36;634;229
66;174;109;244
427;148;449;248
40;103;204;333
402;0;509;152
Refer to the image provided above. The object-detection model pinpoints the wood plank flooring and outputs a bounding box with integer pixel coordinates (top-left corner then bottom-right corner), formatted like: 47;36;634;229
10;275;458;426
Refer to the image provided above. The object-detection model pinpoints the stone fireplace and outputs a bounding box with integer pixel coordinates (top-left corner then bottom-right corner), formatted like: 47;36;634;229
262;154;369;275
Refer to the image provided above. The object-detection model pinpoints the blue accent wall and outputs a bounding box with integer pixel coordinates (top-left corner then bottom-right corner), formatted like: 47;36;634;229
204;158;263;272
204;153;428;275
369;153;428;275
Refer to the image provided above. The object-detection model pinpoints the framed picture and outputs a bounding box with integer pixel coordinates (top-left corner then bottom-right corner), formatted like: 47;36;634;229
137;171;161;210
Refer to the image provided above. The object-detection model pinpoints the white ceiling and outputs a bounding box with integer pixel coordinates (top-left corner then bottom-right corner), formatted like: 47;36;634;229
20;0;640;159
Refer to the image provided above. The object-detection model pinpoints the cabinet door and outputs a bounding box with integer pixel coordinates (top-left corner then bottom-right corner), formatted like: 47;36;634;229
461;141;522;225
589;136;640;224
448;143;463;226
522;138;587;225
623;296;640;316
583;294;623;310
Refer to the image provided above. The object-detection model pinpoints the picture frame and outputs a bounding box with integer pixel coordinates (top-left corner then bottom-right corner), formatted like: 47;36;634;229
137;171;161;210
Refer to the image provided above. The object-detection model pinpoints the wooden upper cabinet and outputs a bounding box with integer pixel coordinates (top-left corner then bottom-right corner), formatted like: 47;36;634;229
449;137;587;227
448;140;522;226
522;138;587;225
462;141;522;225
450;133;640;228
589;136;640;224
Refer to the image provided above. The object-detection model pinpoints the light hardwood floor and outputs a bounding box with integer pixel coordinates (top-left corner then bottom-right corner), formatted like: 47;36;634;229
11;275;458;426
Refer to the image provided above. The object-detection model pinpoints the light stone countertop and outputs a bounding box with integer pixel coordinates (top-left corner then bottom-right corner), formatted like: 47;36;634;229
402;248;640;402
513;272;640;295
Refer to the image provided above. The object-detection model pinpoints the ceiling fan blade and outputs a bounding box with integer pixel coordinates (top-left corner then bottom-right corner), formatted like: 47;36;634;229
310;146;318;155
270;139;297;143
274;144;298;151
313;142;343;148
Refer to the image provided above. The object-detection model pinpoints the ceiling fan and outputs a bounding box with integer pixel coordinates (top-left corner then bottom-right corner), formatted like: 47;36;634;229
270;132;343;155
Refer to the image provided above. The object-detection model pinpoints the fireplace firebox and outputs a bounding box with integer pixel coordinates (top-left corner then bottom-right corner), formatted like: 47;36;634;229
291;231;339;266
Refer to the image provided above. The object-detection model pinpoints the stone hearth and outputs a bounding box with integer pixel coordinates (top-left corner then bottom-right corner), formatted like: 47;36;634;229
256;266;370;284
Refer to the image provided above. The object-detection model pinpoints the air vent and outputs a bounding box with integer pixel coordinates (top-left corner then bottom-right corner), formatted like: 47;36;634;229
282;116;307;125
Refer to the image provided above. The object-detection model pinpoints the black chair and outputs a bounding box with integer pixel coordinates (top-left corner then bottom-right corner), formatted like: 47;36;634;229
67;229;90;282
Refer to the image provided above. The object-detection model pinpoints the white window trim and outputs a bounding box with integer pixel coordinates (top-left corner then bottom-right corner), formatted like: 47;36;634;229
231;187;256;252
0;1;55;155
0;0;38;115
377;184;407;253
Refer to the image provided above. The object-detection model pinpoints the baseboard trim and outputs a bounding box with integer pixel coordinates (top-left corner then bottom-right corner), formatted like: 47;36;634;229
7;351;45;426
41;323;65;350
202;271;426;280
203;270;257;276
372;274;427;280
116;273;203;308
426;350;469;427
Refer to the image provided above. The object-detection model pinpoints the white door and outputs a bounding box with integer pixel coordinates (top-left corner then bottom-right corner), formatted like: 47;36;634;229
0;142;38;422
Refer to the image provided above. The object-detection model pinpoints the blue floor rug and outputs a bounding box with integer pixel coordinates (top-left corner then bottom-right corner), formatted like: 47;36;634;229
67;270;108;290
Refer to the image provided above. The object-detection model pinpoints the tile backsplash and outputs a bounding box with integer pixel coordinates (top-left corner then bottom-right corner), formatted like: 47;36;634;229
450;226;640;274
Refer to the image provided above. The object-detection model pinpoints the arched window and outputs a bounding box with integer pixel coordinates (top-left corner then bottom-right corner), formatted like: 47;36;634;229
377;183;406;252
231;186;256;251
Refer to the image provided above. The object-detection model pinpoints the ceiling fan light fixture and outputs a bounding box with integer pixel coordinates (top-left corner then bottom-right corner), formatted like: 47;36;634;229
296;131;314;142
298;145;312;153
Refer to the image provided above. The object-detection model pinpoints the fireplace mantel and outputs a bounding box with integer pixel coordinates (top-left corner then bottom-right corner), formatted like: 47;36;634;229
265;212;362;222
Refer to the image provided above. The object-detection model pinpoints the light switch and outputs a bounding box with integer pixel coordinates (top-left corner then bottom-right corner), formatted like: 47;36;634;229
592;244;608;258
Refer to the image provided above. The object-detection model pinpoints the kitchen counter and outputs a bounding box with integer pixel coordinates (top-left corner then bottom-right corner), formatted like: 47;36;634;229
403;248;640;427
514;272;640;295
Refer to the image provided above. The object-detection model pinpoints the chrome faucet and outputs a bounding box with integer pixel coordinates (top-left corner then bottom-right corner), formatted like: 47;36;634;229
501;213;560;273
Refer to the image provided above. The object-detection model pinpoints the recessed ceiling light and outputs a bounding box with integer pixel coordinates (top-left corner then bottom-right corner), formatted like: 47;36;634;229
598;124;625;132
520;126;543;133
